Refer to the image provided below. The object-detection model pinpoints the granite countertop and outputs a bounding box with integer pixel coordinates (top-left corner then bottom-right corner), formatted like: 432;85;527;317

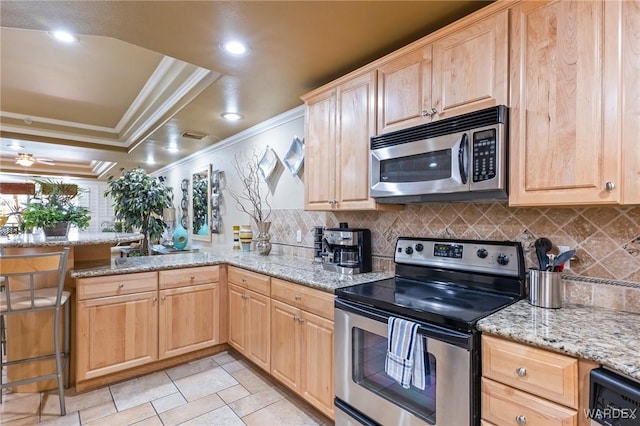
0;231;143;248
70;247;394;293
478;300;640;381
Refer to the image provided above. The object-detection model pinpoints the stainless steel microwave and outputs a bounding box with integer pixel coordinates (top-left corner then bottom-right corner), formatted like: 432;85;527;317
370;105;508;203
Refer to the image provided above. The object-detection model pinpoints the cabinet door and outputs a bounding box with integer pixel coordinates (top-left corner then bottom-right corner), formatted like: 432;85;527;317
76;291;158;381
228;283;247;353
300;311;334;419
431;9;508;120
509;0;620;206
270;300;301;393
304;89;336;210
158;283;220;359
377;45;432;134
246;290;270;372
336;71;378;210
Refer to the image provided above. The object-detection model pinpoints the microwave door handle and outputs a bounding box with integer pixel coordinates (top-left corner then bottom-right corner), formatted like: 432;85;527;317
458;133;469;184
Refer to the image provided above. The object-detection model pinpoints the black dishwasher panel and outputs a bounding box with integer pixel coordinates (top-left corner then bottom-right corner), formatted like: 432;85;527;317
590;368;640;426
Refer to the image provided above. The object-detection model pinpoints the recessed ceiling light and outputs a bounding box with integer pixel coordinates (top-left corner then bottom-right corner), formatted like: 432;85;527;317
49;30;79;44
166;146;180;153
220;40;250;56
221;112;243;121
7;141;24;150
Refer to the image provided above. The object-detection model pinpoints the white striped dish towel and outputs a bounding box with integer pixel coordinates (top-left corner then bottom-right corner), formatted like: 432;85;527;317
384;316;426;390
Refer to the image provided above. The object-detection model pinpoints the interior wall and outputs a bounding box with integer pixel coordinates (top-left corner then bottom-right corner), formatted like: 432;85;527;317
155;107;305;248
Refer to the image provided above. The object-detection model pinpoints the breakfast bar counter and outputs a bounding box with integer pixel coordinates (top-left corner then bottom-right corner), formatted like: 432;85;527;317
1;231;143;392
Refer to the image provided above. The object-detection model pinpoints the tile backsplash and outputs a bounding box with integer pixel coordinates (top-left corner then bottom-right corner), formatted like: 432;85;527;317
266;203;640;313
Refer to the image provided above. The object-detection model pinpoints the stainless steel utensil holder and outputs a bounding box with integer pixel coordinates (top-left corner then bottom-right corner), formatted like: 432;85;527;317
528;269;563;309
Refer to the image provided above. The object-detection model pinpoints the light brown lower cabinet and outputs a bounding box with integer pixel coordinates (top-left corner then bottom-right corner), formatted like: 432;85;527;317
270;278;334;419
481;334;598;426
76;266;224;384
227;266;271;372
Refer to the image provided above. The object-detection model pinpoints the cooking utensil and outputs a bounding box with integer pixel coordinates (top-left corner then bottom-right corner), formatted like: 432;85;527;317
546;253;556;271
553;249;576;270
534;238;553;270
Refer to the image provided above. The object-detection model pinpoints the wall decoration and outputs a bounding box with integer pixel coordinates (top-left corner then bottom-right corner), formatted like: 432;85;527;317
283;136;304;176
211;169;222;233
191;165;211;242
258;146;278;181
180;178;189;229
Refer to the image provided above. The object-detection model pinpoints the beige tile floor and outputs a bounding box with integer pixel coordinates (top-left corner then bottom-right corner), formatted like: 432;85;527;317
1;351;334;426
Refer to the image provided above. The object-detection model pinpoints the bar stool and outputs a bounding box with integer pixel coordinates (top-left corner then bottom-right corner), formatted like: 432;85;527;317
0;248;71;415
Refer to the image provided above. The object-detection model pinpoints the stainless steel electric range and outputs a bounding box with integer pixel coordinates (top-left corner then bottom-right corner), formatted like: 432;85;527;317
334;237;526;426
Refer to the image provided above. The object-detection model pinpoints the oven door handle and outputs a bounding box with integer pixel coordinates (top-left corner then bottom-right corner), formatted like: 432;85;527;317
335;298;472;349
458;132;469;185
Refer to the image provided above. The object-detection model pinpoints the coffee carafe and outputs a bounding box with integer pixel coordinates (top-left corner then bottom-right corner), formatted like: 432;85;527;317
320;223;372;274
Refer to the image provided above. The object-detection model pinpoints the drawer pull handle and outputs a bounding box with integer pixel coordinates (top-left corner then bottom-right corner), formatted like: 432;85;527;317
293;316;298;321
516;367;527;377
118;284;124;288
297;317;305;323
515;415;526;425
241;278;247;283
161;296;166;301
190;275;195;280
294;295;301;301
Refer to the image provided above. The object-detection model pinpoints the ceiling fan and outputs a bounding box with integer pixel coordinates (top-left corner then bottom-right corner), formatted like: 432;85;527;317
15;152;55;167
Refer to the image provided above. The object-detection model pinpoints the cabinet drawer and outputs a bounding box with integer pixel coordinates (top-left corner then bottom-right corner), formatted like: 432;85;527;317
159;266;220;289
482;335;578;408
228;266;270;296
77;272;158;300
482;378;577;426
271;278;334;321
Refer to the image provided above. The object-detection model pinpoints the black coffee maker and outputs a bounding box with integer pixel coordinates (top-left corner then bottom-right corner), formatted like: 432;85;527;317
320;223;372;274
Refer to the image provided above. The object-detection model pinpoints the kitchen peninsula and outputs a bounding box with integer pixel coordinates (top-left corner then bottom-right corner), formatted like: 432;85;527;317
1;231;144;392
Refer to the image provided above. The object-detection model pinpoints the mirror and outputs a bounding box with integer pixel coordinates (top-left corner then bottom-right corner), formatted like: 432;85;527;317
191;165;211;241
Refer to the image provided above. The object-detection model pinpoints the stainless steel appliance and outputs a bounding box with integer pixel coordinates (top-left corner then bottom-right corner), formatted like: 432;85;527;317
335;237;526;425
589;368;640;426
370;106;508;203
321;223;372;275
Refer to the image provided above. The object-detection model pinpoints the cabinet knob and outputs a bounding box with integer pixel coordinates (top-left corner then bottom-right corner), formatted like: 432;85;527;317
516;367;527;377
605;181;615;191
515;415;526;425
421;110;430;117
294;295;301;301
161;296;166;301
241;278;247;283
430;107;438;116
152;297;157;302
190;275;195;280
118;283;124;288
298;317;305;323
293;316;299;321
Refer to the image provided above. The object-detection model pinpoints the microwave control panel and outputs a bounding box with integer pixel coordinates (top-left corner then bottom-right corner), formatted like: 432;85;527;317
472;129;497;182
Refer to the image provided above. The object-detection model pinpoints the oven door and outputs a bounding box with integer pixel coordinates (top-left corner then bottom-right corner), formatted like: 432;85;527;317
335;299;475;426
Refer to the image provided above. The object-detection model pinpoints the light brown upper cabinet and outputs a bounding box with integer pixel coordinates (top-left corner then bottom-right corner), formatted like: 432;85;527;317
304;71;391;211
509;0;640;206
377;9;509;134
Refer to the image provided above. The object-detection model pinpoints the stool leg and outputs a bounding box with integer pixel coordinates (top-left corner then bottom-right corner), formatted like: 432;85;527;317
53;306;66;416
63;300;70;389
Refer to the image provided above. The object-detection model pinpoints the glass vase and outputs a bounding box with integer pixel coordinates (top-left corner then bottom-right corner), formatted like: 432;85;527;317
255;221;272;255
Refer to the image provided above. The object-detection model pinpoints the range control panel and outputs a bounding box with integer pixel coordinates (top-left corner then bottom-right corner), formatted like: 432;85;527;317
395;237;522;277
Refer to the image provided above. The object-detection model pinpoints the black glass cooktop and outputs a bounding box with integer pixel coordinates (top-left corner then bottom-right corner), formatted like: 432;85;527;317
335;276;519;332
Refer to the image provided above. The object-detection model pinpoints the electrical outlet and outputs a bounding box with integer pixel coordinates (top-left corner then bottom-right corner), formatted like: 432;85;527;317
296;229;302;243
557;245;571;270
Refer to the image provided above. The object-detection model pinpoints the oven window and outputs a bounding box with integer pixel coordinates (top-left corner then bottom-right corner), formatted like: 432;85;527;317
352;327;437;424
379;150;451;183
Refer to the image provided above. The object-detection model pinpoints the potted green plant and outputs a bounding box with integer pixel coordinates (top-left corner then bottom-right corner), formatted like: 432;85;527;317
22;179;91;237
105;167;173;254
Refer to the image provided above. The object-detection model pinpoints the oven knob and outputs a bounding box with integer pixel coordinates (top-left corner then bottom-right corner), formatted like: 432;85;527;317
414;243;424;252
476;248;488;259
405;246;414;255
497;254;509;265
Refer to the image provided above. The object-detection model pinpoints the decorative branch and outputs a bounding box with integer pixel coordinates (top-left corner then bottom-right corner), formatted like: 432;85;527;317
226;150;272;224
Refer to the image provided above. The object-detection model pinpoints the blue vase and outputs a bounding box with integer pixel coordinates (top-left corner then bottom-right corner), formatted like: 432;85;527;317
173;221;188;250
